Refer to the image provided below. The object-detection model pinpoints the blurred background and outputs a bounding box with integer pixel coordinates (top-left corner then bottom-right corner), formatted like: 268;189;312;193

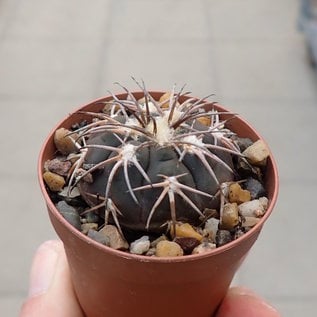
1;0;316;316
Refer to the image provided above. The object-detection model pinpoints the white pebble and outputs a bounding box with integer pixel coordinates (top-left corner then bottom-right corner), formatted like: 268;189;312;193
192;242;216;254
259;197;269;210
238;197;268;217
130;236;150;255
204;218;219;242
243;140;269;166
241;216;260;228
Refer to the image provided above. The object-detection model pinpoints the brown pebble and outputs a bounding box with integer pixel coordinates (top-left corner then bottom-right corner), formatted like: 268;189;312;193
174;237;200;255
81;223;98;235
77;168;93;183
45;158;72;177
241;216;260;228
221;203;239;230
54;128;78;155
155;240;184;257
172;223;203;241
99;225;129;250
197;116;211;126
243;140;269;166
159;92;172;108
43;171;65;192
102;100;121;113
229;183;251;204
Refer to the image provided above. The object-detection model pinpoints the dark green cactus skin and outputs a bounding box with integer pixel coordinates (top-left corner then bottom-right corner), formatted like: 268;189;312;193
79;119;235;233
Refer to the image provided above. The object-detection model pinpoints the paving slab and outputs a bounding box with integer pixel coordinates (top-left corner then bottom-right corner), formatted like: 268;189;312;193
0;0;316;316
99;39;218;97
3;0;111;40
238;181;317;298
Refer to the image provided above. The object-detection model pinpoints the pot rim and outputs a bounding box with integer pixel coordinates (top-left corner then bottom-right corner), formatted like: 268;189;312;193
38;91;279;263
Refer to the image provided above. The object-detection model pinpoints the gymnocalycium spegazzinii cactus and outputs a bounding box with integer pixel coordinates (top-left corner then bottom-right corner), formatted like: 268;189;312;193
67;81;245;235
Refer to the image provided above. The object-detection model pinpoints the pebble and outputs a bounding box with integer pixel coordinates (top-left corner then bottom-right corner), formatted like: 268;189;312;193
150;235;168;247
56;201;81;230
84;210;100;223
71;120;88;131
233;136;253;152
241;216;260;229
202;208;219;219
57;186;85;206
87;229;110;246
229;183;251;204
203;217;219;242
81;223;98;235
244;178;266;199
66;152;81;164
103;101;121;114
243;140;269;166
155;240;184;257
220;203;240;230
77;168;94;184
236;157;262;179
197;116;211;126
130;236;151;255
159;92;172;108
45;158;72;177
259;197;269;209
145;247;157;256
174;237;200;255
216;230;232;247
99;225;129;250
192;242;216;254
233;228;245;240
54;128;78;155
59;186;81;199
238;197;268;217
43;171;65;192
172;223;203;241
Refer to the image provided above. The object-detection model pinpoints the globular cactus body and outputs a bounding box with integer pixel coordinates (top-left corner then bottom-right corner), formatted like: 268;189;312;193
73;84;241;233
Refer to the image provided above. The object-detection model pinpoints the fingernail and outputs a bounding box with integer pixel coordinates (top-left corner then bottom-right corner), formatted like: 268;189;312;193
28;240;62;298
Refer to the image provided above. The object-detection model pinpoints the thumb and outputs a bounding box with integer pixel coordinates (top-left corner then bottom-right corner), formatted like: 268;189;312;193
19;240;84;317
216;287;281;317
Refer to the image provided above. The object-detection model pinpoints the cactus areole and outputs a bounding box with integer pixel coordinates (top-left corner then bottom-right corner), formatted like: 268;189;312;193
65;84;247;235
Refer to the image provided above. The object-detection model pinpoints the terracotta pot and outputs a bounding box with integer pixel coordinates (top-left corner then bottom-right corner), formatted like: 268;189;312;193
38;92;279;317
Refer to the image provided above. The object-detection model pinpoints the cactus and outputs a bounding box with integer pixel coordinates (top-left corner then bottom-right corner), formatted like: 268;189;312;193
67;81;244;235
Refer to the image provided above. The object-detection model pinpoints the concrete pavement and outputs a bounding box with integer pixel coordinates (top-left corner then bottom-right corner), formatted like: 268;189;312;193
1;0;316;316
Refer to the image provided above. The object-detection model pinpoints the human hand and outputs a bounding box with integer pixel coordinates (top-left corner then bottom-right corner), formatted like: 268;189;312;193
20;240;280;317
19;240;84;317
216;287;281;317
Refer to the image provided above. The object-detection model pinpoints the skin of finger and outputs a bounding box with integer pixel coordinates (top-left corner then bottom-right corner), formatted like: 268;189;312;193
19;240;84;317
216;287;281;317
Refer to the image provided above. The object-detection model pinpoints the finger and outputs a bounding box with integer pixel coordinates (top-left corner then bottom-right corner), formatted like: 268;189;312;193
216;286;281;317
19;240;84;317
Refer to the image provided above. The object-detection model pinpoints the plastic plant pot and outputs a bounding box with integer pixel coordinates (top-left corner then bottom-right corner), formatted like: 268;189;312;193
38;91;279;317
